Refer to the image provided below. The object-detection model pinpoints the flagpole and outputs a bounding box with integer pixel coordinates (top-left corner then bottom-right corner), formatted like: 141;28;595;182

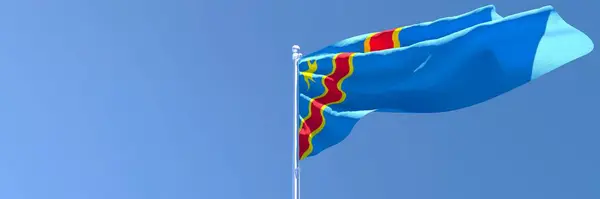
292;45;302;199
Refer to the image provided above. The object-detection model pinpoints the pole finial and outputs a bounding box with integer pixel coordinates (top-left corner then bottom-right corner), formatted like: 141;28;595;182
292;45;302;62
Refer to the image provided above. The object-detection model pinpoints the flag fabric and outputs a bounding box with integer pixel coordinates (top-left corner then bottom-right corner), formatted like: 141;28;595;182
297;5;594;160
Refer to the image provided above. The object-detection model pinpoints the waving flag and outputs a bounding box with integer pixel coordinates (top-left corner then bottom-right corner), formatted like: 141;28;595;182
297;5;594;160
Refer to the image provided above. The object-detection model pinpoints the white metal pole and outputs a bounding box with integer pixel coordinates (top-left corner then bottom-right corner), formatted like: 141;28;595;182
292;45;302;199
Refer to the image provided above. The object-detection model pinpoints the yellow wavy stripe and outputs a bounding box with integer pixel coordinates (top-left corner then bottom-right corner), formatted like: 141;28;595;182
392;27;403;48
363;33;375;53
300;53;355;160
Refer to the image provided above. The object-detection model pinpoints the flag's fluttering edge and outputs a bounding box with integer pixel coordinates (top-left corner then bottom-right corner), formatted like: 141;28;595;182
297;5;594;160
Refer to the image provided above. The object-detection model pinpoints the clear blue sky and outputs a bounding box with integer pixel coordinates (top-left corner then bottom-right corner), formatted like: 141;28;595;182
0;0;597;199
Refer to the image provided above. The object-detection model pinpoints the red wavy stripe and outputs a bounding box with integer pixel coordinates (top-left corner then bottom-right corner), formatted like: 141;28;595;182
368;29;396;52
299;53;352;158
